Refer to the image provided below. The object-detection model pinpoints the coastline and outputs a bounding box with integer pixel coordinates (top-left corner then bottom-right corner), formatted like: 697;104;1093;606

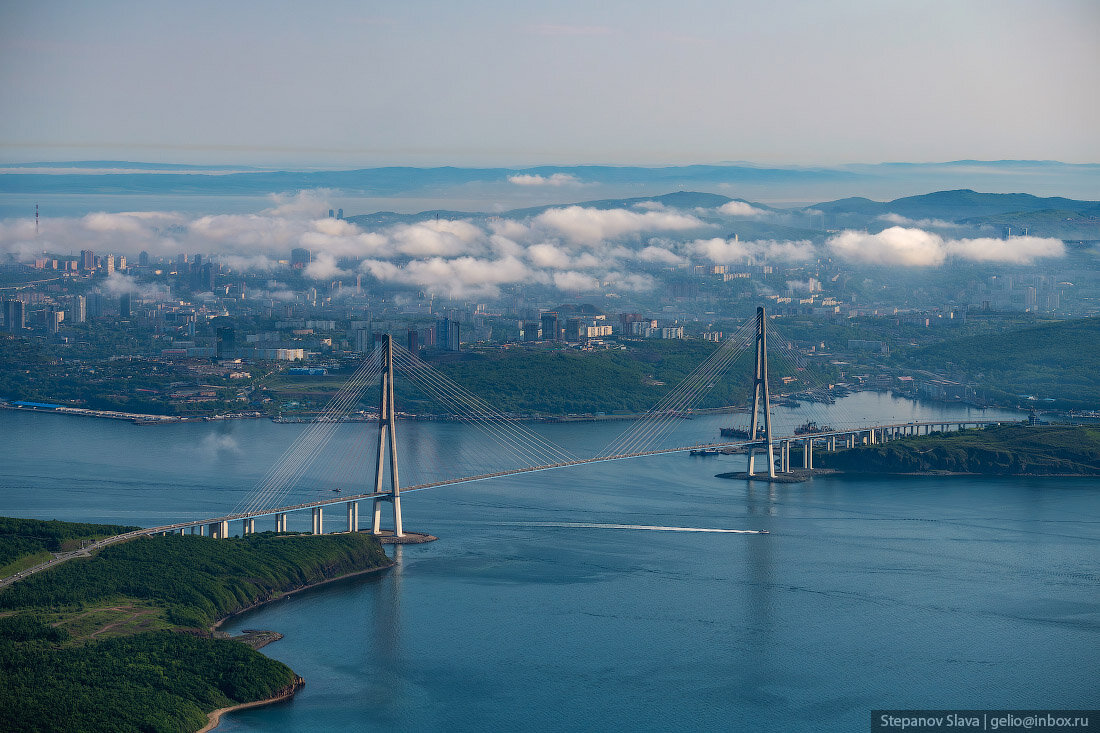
198;676;305;733
201;557;397;731
211;558;396;632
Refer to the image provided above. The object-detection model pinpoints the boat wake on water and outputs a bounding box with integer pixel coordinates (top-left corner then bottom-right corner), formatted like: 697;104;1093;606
492;522;769;534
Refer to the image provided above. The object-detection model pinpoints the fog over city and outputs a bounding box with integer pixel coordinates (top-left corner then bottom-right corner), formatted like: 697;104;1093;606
0;187;1071;300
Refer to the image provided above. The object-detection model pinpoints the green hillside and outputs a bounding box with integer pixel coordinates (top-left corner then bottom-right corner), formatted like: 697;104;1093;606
0;525;392;732
897;318;1100;409
815;424;1100;475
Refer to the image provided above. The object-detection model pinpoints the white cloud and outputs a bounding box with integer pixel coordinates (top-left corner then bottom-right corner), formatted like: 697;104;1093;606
507;173;580;186
829;227;946;266
761;240;817;262
527;242;573;269
390;219;484;257
828;227;1065;266
361;255;534;298
946;235;1065;263
692;237;816;264
552;271;600;291
606;272;658;292
82;211;184;233
303;252;349;280
101;271;168;300
262;189;336;218
534;206;705;245
487;218;531;239
219;254;283;272
877;212;960;229
637;245;685;265
189;213;304;251
718;200;767;217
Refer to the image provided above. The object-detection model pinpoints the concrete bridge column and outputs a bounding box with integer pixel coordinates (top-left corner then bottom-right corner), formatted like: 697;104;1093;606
209;521;229;539
807;439;814;469
198;525;206;536
346;502;359;532
242;518;255;535
311;507;323;535
275;513;287;532
781;440;789;473
746;446;756;476
177;528;185;535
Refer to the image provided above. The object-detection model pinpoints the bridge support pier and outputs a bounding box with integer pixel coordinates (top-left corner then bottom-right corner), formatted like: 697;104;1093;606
242;518;255;536
275;513;287;533
208;520;229;539
802;439;813;469
347;501;358;532
312;507;324;535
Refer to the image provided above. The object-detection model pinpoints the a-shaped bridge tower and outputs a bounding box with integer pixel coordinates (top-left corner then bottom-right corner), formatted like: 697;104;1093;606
372;334;403;538
745;306;776;478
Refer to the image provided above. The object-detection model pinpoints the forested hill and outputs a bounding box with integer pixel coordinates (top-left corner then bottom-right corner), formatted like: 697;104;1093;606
896;318;1100;409
815;424;1100;476
0;525;391;732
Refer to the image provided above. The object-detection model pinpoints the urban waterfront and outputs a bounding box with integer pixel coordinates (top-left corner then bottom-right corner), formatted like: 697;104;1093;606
2;394;1097;731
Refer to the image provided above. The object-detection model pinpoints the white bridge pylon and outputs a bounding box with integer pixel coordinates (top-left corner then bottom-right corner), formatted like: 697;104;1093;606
372;333;403;537
745;306;776;478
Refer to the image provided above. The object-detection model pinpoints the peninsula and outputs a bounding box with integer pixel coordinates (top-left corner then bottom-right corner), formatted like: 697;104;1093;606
0;519;392;732
810;424;1100;476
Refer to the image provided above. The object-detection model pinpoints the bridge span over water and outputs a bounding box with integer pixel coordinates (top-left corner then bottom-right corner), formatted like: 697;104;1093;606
137;417;1003;542
0;307;1012;584
134;307;1005;543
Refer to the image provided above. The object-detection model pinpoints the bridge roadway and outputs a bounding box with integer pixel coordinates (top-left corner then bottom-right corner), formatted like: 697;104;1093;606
144;418;1004;537
0;419;1005;587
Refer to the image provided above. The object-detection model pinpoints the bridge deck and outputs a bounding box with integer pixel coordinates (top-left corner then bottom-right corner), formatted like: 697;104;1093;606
140;419;1004;535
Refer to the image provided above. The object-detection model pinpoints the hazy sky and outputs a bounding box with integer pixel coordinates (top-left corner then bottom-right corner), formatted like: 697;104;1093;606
2;0;1098;167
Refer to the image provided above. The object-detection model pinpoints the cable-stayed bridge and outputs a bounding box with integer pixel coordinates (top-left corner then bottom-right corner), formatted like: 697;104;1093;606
107;308;1004;542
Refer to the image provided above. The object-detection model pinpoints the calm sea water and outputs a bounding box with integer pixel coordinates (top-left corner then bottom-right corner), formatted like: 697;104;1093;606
2;394;1097;732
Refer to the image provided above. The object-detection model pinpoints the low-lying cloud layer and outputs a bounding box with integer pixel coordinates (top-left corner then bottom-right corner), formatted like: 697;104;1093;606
827;226;1065;266
0;191;1071;299
507;173;580;186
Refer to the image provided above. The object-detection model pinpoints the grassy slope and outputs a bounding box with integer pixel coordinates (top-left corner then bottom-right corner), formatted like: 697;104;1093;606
815;424;1100;475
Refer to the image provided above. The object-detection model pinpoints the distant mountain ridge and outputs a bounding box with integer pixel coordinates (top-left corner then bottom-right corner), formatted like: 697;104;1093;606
811;189;1098;218
4;160;1096;198
349;188;1097;225
346;191;753;228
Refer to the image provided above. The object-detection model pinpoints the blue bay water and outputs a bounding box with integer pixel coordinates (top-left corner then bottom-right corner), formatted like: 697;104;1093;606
1;394;1097;731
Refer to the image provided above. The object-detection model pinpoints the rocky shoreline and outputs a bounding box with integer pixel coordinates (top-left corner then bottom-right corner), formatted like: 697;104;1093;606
197;676;305;733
